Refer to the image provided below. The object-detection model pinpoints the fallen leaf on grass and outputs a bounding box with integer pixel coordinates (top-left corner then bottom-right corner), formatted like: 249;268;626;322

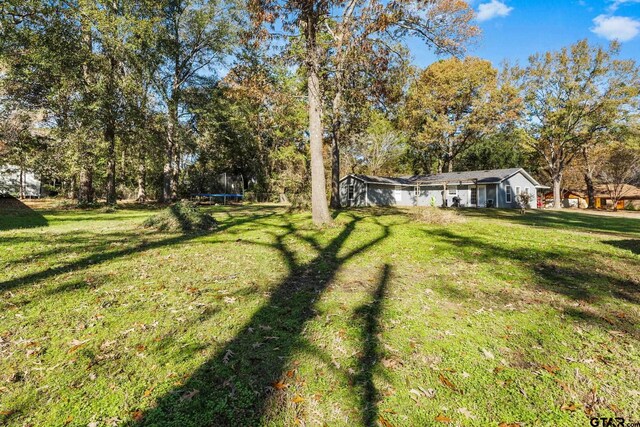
458;407;475;419
541;364;559;375
222;350;234;364
292;395;304;403
498;423;520;427
64;415;74;425
561;402;578;412
481;348;495;359
555;379;569;392
410;387;436;401
131;410;144;422
68;339;89;354
378;415;395;427
435;414;451;423
438;373;463;394
180;389;199;401
273;381;286;390
0;410;15;416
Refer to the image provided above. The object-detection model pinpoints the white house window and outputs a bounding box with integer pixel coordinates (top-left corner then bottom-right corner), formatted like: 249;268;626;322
448;185;457;195
524;187;530;195
515;186;521;197
470;188;478;205
348;183;354;201
506;185;512;203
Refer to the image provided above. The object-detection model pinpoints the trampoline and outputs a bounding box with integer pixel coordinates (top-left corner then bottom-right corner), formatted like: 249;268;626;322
192;193;243;204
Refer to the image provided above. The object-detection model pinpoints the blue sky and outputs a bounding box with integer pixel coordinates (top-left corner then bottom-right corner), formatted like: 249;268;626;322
408;0;640;69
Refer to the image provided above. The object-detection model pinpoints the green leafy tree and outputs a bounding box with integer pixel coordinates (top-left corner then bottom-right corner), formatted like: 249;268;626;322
153;0;241;202
510;40;640;209
403;56;521;173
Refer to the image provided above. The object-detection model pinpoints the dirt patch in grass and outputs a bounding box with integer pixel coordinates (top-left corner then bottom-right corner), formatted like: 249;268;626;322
410;207;466;225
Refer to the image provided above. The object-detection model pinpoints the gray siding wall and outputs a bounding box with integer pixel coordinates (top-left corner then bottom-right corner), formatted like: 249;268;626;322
499;172;538;209
416;185;444;206
340;172;541;209
339;176;367;207
367;184;414;206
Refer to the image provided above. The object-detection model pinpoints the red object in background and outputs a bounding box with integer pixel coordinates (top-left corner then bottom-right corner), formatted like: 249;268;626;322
537;196;543;208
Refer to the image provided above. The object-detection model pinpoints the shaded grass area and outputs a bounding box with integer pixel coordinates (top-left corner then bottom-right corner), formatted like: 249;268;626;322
1;204;639;426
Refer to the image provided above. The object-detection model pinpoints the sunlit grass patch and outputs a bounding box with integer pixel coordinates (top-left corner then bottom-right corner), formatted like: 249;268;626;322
1;204;639;426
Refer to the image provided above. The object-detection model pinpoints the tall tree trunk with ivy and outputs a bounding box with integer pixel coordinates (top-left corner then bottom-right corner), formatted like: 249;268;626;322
305;3;332;225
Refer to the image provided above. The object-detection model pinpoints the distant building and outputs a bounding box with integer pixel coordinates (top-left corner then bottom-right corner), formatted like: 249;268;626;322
544;184;640;210
340;168;547;209
0;164;42;198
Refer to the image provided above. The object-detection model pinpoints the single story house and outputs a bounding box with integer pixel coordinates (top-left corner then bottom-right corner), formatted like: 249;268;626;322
544;184;640;210
339;168;547;209
0;164;43;198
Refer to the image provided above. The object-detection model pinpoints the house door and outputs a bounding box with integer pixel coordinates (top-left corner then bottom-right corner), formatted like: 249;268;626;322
478;186;487;207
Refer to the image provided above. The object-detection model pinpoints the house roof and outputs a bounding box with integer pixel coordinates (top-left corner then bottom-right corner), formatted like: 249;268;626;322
347;174;414;185
343;168;542;187
563;184;640;199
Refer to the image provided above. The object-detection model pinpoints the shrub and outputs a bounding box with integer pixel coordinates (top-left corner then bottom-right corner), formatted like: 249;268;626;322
143;201;217;232
410;207;466;225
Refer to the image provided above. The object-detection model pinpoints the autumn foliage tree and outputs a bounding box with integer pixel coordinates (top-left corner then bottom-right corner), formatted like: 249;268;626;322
249;0;478;221
323;0;480;208
598;143;640;210
403;57;520;173
511;40;640;209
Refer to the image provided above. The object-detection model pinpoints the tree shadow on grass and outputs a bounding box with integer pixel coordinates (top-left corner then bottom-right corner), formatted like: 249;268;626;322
353;264;390;427
126;215;392;426
603;239;640;255
428;229;640;339
459;209;640;237
0;210;276;294
0;196;48;231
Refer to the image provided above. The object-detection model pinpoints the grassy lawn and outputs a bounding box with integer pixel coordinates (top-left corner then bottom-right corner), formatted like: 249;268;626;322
1;201;639;426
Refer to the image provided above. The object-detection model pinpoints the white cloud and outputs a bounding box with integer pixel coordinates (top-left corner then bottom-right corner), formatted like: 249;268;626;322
476;0;513;22
591;14;640;41
608;0;640;13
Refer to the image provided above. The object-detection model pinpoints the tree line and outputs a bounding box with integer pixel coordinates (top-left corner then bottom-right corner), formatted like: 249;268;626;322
1;0;639;223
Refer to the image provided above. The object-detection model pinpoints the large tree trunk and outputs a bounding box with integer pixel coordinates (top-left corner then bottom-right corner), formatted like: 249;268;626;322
552;173;562;209
78;165;94;204
67;176;77;200
137;154;147;202
79;17;95;206
105;121;117;205
584;172;595;209
19;164;25;199
329;106;341;209
172;143;180;200
306;10;331;225
582;147;596;209
163;99;177;202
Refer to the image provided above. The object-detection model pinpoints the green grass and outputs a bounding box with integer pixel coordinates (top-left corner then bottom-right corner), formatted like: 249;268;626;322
1;202;639;426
